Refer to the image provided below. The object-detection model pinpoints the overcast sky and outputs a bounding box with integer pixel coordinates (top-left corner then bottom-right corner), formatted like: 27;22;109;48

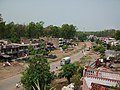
0;0;120;31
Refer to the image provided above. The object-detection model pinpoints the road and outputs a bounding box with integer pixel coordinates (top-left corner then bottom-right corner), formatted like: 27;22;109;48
50;41;91;71
0;42;91;90
0;75;21;90
50;48;89;71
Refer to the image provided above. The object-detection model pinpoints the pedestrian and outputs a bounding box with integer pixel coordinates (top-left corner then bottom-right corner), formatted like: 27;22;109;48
3;63;5;67
16;83;19;89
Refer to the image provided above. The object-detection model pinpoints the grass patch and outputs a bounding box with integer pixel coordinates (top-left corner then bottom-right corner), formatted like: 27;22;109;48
51;78;68;90
80;55;92;66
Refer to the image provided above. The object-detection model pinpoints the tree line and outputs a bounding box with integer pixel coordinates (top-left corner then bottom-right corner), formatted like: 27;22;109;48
0;14;119;43
85;29;116;37
0;14;77;42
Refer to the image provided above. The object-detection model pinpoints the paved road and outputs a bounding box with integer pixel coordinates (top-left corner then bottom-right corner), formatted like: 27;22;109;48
50;44;90;71
0;42;91;90
0;75;21;90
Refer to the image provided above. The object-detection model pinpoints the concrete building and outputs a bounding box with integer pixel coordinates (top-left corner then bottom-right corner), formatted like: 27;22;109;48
39;37;59;49
105;50;120;58
82;67;120;90
0;39;41;60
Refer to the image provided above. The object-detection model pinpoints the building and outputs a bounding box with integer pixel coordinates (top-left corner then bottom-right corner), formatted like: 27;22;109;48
0;39;41;60
62;83;74;90
105;50;120;58
39;37;59;49
82;67;120;90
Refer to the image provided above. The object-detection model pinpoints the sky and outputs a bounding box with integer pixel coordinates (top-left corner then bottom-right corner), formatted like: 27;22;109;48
0;0;120;31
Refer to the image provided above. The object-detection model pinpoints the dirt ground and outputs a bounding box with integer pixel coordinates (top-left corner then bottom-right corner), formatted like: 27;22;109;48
0;61;26;80
80;50;100;66
0;42;85;81
48;42;85;62
0;41;99;90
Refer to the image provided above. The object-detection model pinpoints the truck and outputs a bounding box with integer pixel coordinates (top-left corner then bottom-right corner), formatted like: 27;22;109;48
60;57;71;66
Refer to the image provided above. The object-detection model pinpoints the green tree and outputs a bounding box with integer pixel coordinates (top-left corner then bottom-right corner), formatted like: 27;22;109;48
27;22;36;38
5;22;20;42
0;21;5;39
21;55;54;90
15;24;26;38
87;29;116;37
5;22;15;39
115;30;120;40
38;42;50;56
44;25;54;37
62;63;77;84
0;14;6;39
72;61;83;90
61;24;77;39
99;46;105;54
106;44;110;49
116;45;120;51
72;74;82;90
62;45;68;51
94;45;105;54
28;45;37;55
76;31;87;41
96;39;103;45
90;37;94;42
73;61;84;77
35;21;44;37
43;25;60;38
51;26;61;38
28;42;50;56
0;14;3;22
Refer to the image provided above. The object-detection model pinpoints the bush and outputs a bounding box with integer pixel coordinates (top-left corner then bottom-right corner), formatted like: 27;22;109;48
58;72;64;79
94;45;105;54
93;45;96;48
62;45;68;51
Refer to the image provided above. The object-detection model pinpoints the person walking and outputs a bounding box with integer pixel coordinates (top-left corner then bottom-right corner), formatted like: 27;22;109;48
16;83;19;89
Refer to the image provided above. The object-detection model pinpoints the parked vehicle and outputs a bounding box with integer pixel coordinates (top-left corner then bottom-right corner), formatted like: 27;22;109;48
60;57;71;66
85;47;90;51
48;54;57;59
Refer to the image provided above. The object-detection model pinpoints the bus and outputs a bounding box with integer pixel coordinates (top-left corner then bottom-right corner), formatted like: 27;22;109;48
60;57;71;66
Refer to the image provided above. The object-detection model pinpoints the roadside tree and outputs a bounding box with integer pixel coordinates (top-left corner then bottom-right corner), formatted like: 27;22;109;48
28;45;37;55
72;61;84;90
61;63;77;84
21;55;54;90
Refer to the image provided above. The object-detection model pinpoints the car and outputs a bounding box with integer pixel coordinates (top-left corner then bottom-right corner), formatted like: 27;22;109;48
85;47;90;51
48;54;57;59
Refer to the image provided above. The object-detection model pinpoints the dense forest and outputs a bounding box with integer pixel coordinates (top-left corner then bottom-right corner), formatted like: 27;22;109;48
0;14;119;43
